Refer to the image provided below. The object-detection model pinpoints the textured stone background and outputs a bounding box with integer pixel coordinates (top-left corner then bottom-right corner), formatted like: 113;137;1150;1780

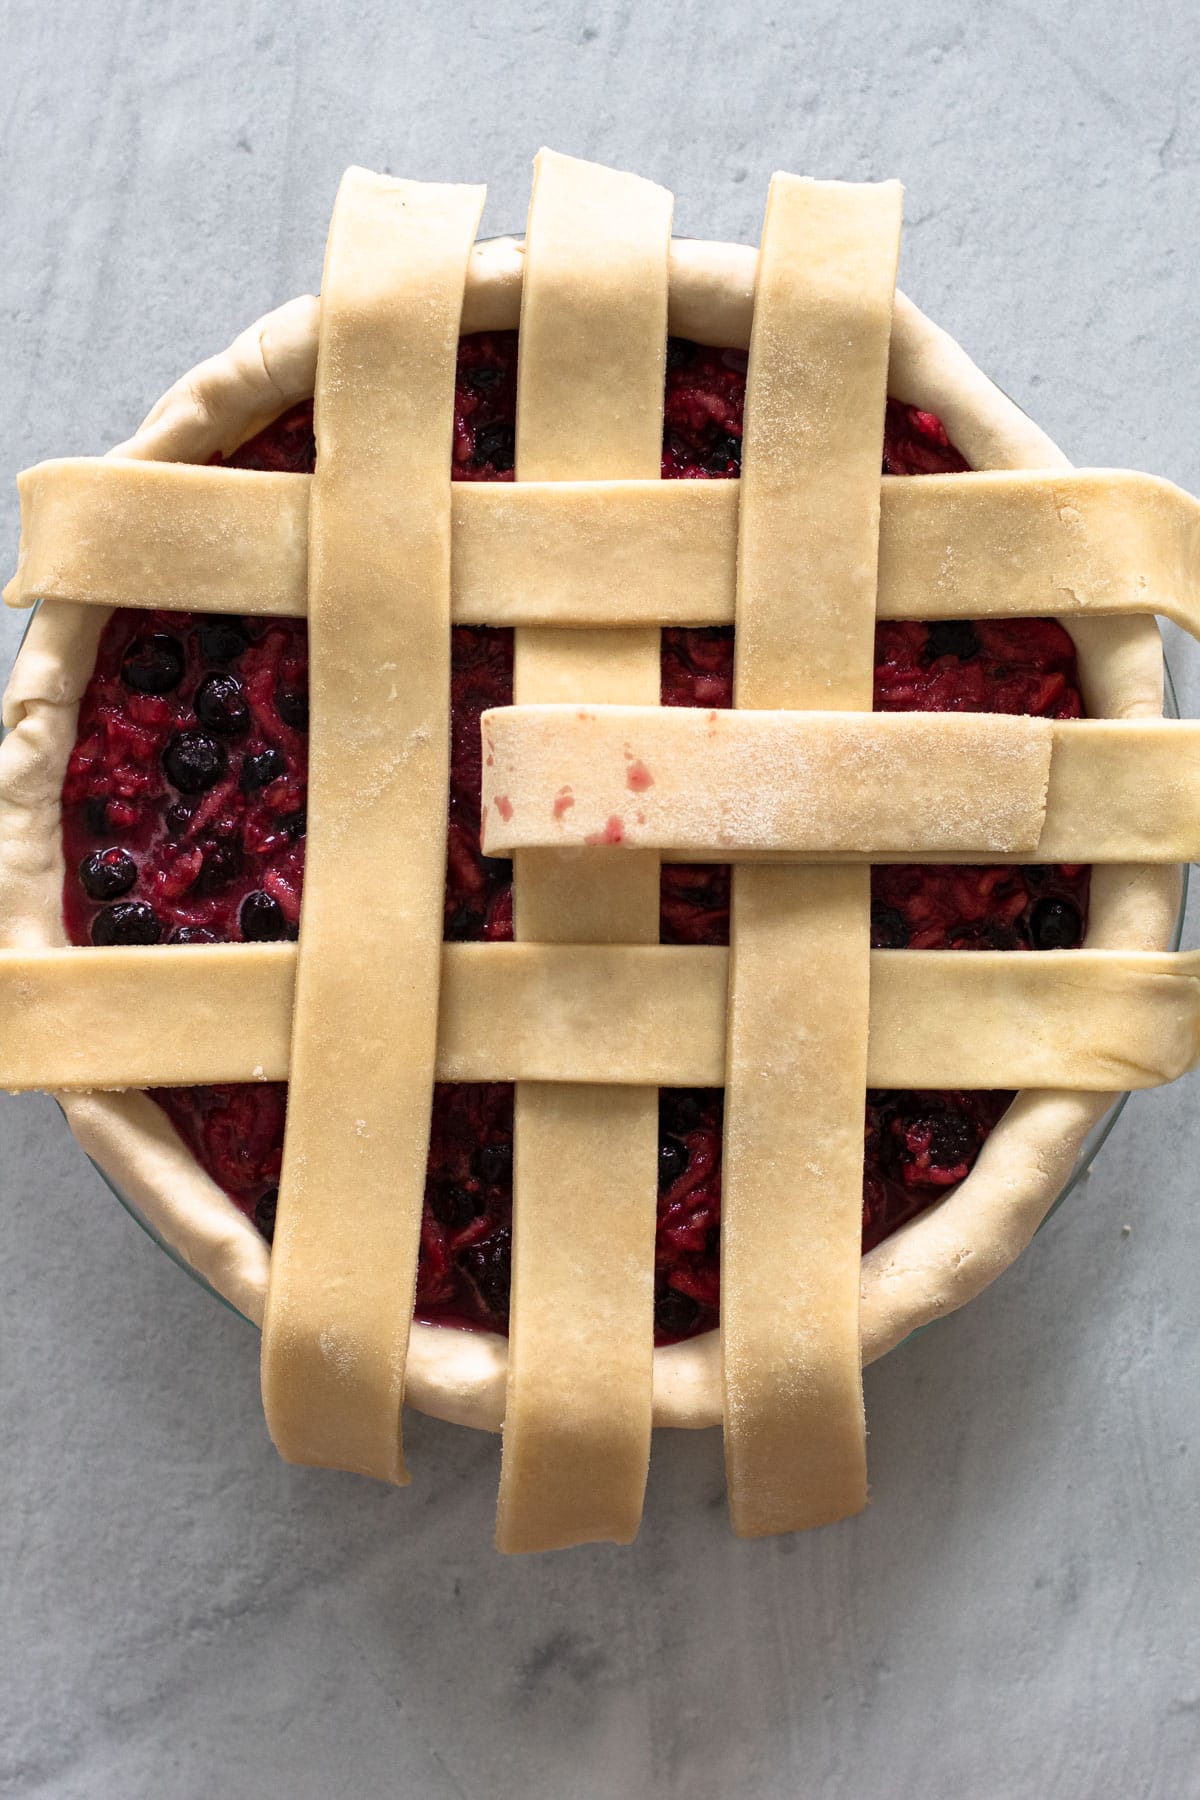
2;3;1198;1796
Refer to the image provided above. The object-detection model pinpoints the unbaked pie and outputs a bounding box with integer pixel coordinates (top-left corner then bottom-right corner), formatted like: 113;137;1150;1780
3;152;1200;1551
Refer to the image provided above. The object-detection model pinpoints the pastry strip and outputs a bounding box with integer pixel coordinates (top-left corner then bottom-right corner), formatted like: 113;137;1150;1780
5;462;310;616
723;176;901;1538
6;943;1198;1093
479;708;1200;863
0;944;296;1087
483;706;1053;854
13;462;1200;638
260;170;484;1483
496;150;671;1554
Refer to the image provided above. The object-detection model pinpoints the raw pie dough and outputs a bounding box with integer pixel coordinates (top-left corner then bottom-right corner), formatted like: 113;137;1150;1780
4;941;1196;1094
13;463;1200;636
719;176;901;1536
479;707;1200;863
260;170;485;1484
497;151;671;1553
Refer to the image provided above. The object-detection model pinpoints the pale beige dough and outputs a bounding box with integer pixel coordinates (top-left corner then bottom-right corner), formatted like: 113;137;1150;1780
5;461;311;616
6;941;1196;1094
259;170;485;1485
479;706;1200;864
0;943;295;1086
720;177;902;1537
12;463;1199;635
484;705;1053;855
497;150;672;1553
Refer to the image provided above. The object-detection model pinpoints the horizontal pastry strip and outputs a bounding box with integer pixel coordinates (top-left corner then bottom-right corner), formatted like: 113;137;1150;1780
3;942;1196;1092
480;707;1200;863
7;461;1200;637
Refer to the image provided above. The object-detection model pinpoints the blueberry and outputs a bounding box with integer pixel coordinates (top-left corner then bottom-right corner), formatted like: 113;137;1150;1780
465;363;505;393
445;904;482;942
275;685;309;730
462;1227;512;1320
196;615;249;663
91;900;161;946
120;632;185;695
654;1287;701;1336
472;1141;513;1188
240;747;286;793
666;337;696;372
663;1089;705;1135
1029;896;1083;950
254;1187;278;1244
871;905;910;949
982;923;1021;951
658;1136;688;1192
79;847;136;901
194;840;243;894
84;797;110;836
280;808;306;840
168;925;218;945
165;802;194;837
163;731;226;794
472;423;515;473
925;620;980;662
704;432;741;473
430;1185;479;1229
194;672;249;737
927;1111;977;1170
240;890;287;941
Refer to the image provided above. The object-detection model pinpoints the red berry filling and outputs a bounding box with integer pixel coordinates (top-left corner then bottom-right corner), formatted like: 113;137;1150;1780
62;331;1088;1346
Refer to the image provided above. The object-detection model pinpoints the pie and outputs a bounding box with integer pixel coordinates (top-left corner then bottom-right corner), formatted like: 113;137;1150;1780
3;152;1199;1551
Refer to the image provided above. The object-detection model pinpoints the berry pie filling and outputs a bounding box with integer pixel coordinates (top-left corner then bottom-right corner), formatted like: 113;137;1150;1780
61;331;1089;1345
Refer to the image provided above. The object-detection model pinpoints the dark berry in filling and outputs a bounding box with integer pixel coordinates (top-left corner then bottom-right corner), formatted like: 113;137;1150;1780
79;846;137;901
240;890;290;942
169;925;218;945
63;332;1089;1347
255;1186;279;1243
163;730;227;795
91;899;162;947
120;631;185;695
194;672;250;737
197;616;252;663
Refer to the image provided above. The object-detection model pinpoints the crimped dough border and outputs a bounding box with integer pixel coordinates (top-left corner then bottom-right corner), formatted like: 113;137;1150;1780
0;237;1179;1433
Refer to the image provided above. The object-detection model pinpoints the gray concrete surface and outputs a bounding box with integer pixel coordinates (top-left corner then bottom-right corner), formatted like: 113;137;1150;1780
2;3;1198;1796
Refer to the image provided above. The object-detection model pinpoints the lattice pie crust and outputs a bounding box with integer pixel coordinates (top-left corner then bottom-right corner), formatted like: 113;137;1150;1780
3;153;1198;1550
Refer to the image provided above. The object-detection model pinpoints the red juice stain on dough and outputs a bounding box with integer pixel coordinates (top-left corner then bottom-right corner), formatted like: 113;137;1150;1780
584;816;626;846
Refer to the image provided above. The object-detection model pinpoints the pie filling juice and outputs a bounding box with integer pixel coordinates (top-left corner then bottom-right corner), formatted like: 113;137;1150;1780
60;332;1089;1344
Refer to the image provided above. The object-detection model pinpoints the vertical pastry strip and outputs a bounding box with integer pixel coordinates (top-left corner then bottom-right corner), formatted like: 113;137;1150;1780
723;177;902;1536
261;170;484;1482
495;150;671;1552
